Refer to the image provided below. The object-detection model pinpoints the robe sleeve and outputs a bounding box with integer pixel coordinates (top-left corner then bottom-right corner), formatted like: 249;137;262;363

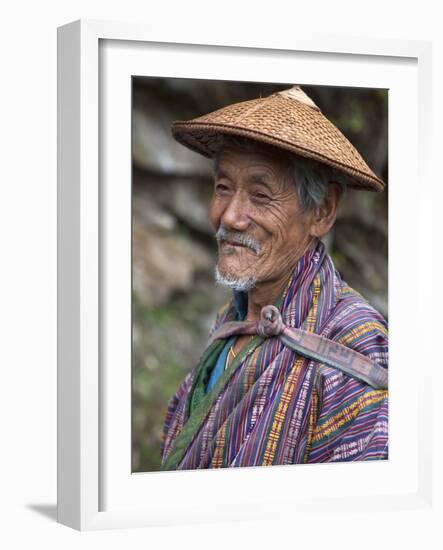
160;299;234;461
160;371;194;461
307;300;389;462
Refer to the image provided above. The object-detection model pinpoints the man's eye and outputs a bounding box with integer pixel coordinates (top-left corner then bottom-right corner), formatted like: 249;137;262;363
253;192;270;201
215;183;231;193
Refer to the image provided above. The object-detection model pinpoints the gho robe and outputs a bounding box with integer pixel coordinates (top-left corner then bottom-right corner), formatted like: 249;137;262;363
161;241;388;470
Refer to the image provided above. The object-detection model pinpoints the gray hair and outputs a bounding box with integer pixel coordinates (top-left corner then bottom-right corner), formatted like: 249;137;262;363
213;135;346;212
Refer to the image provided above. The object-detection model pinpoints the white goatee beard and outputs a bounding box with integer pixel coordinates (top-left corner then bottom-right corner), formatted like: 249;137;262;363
214;223;260;291
214;266;257;292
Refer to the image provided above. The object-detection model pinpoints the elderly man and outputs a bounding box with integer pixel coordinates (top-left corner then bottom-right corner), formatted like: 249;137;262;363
160;86;388;470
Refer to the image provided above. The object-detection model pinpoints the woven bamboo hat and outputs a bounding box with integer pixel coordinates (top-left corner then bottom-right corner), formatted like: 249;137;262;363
171;86;385;191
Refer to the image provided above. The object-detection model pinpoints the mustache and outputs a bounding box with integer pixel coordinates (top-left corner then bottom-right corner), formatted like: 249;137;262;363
215;224;261;255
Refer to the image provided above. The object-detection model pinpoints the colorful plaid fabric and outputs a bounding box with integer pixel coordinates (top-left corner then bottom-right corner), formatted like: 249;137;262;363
161;240;388;470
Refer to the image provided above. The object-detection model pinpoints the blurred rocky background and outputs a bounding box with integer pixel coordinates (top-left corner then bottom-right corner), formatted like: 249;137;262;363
131;78;388;472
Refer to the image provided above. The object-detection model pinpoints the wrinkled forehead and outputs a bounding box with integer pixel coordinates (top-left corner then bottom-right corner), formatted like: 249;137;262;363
213;146;293;182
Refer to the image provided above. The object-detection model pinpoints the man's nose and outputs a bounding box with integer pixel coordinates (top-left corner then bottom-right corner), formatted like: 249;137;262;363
220;191;250;232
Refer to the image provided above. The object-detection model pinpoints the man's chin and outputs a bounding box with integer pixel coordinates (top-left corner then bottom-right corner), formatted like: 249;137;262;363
214;266;257;292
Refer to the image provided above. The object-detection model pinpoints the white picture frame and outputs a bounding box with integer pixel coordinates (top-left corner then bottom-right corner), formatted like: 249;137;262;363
57;19;434;531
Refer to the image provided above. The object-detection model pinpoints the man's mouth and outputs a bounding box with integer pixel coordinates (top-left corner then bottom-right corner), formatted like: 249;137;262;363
215;225;261;255
222;240;246;248
220;240;252;252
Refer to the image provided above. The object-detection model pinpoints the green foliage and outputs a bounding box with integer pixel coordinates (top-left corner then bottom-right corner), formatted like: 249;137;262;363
132;285;228;471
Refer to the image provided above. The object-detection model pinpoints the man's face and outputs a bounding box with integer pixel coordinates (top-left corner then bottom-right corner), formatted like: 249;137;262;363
209;148;316;290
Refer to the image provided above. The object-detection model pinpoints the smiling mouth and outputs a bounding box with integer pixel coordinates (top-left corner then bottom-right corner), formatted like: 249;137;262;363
215;225;261;255
220;240;256;255
223;240;245;247
221;240;247;249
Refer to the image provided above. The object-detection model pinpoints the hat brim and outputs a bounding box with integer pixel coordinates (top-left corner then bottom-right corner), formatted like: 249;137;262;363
171;91;385;192
172;121;385;192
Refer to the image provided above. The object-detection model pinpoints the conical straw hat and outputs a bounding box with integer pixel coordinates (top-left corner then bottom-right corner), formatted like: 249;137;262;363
171;86;385;192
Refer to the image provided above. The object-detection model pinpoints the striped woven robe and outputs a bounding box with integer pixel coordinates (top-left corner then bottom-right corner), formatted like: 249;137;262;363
161;240;388;470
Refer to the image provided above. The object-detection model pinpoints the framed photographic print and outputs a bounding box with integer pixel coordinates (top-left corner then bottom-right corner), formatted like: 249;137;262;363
57;19;434;531
131;77;390;475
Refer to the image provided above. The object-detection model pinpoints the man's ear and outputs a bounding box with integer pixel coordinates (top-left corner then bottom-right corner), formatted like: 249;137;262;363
309;182;343;238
